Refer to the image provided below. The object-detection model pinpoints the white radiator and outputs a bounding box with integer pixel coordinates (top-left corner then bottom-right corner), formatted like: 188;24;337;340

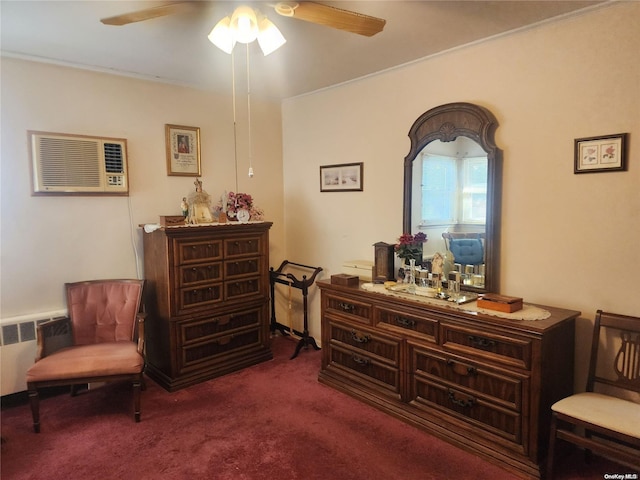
1;310;66;396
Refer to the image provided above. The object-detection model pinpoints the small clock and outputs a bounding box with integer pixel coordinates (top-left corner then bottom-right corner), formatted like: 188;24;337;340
236;208;250;222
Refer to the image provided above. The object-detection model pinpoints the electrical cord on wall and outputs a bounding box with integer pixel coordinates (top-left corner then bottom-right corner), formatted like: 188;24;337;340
127;194;143;280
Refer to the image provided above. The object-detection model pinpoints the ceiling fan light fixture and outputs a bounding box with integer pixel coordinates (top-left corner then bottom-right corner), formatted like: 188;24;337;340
230;6;258;44
257;17;286;56
208;16;236;54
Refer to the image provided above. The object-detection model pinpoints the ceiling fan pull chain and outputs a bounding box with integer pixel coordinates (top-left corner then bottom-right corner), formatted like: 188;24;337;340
247;44;254;178
232;50;239;194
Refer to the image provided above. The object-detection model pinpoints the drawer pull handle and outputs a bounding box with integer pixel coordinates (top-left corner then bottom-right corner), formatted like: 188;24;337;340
212;316;230;326
352;354;370;366
448;390;476;408
446;359;477;376
338;302;355;313
395;316;415;328
468;335;495;349
215;334;234;346
350;330;370;344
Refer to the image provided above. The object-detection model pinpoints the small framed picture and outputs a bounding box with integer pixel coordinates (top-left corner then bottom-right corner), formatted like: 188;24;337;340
165;124;201;176
574;133;627;174
320;162;364;192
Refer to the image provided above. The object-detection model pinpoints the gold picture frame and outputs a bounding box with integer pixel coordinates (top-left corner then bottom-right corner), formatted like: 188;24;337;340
165;124;201;176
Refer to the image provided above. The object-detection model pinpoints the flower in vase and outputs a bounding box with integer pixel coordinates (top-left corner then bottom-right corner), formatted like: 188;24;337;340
395;232;428;263
215;192;263;220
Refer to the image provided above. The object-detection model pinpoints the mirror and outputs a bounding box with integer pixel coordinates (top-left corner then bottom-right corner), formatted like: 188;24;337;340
403;103;502;293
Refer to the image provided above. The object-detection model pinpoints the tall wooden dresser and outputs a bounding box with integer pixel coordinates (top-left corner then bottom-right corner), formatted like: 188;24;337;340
318;280;578;479
142;222;273;391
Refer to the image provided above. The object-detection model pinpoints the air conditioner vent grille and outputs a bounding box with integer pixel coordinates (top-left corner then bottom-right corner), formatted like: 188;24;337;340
104;143;124;173
38;137;102;187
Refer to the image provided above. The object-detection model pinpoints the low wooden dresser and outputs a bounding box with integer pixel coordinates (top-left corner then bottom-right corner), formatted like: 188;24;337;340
143;222;273;391
318;280;578;479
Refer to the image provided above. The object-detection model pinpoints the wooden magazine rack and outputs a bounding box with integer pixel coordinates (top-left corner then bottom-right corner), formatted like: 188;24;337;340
269;260;323;359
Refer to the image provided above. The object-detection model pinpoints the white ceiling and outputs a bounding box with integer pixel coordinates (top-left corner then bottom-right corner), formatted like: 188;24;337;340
1;1;606;99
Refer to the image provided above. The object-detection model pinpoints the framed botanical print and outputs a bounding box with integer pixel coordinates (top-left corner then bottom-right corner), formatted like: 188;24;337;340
165;124;201;176
574;133;627;174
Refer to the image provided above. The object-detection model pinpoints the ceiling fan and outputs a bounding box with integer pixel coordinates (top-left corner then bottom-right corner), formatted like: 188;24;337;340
100;1;386;37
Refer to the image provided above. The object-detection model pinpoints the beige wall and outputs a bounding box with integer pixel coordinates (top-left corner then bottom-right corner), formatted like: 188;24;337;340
282;2;639;389
0;59;285;317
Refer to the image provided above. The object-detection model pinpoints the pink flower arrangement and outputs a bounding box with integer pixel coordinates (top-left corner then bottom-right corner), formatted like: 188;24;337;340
215;192;264;221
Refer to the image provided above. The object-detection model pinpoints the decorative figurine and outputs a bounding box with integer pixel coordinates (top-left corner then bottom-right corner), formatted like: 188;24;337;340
180;197;189;218
186;178;213;224
431;252;444;275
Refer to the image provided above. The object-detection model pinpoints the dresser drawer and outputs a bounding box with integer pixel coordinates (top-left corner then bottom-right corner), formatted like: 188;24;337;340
225;277;261;301
327;343;401;398
224;236;261;258
225;258;260;278
178;262;222;287
177;284;223;314
174;239;223;265
328;319;400;366
324;293;372;326
179;327;262;373
409;345;524;411
180;308;262;345
375;306;437;343
411;378;523;448
441;323;532;370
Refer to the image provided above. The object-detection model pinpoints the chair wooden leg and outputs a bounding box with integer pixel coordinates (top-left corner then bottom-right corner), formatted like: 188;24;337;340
584;428;593;463
27;385;41;433
133;379;141;423
546;412;558;480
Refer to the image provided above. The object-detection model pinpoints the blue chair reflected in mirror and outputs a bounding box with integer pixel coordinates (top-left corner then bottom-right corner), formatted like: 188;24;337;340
442;232;485;267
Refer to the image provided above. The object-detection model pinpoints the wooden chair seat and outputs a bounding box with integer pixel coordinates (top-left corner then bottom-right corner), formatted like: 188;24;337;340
26;342;144;382
552;392;640;439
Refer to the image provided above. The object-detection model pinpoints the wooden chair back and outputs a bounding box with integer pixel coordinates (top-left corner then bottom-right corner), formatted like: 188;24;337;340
587;310;640;395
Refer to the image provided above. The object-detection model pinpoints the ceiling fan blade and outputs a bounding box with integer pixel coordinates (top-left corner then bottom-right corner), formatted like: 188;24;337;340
276;2;386;37
100;1;196;26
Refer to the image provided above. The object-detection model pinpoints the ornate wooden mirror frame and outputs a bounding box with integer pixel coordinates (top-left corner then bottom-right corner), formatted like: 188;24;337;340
403;102;502;293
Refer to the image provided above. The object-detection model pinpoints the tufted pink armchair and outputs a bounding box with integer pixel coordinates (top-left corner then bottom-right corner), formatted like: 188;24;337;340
25;279;146;433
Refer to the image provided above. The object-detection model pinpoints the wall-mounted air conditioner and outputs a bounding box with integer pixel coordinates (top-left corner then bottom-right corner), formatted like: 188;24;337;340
29;131;129;195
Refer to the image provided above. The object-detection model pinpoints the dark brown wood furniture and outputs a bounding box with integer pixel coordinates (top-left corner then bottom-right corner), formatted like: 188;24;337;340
318;280;578;479
269;260;323;359
142;222;273;391
546;310;640;478
26;279;146;432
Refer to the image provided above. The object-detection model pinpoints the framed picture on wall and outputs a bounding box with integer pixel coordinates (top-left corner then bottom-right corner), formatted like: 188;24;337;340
574;133;627;174
165;124;201;176
320;162;364;192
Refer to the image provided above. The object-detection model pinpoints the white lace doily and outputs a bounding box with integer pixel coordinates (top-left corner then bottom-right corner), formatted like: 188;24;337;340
360;283;550;321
